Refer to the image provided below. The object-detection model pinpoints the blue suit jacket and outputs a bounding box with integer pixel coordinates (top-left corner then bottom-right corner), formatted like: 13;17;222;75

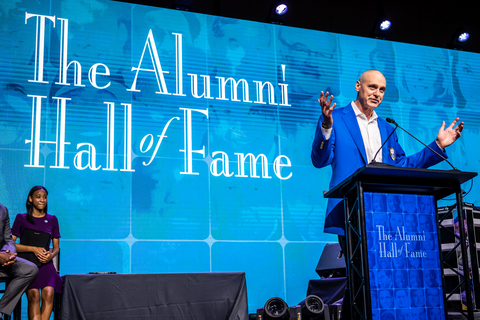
311;104;447;235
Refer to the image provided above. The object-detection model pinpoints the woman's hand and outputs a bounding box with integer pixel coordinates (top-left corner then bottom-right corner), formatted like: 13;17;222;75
33;247;52;263
31;246;45;257
37;250;53;264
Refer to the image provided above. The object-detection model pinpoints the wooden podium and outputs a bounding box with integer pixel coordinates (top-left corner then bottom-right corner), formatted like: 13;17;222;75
325;163;477;320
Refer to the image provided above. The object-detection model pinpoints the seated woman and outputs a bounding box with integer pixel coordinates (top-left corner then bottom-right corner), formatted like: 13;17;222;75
12;186;62;320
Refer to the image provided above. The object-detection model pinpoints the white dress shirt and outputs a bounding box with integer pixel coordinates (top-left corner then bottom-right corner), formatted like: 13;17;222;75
321;102;383;163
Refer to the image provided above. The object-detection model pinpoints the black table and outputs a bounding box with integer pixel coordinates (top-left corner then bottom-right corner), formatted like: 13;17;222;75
60;272;248;320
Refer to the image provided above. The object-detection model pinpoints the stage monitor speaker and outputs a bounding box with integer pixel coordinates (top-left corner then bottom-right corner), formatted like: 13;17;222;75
315;243;346;278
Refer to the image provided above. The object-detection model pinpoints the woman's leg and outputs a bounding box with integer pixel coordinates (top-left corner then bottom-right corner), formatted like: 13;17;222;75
40;286;55;320
26;288;41;320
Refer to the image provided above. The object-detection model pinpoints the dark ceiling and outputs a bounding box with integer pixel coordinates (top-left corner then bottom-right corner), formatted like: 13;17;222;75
119;0;480;54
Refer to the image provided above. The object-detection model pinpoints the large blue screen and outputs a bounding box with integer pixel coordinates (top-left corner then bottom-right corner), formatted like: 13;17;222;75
0;0;479;314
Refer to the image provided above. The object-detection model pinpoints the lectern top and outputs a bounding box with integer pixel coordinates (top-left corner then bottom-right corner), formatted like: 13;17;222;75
324;164;477;199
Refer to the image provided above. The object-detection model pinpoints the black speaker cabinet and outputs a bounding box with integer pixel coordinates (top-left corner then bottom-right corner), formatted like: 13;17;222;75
315;243;346;278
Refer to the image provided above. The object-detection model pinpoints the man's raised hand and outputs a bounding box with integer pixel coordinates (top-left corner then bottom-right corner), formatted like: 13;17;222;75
436;117;464;149
318;91;336;129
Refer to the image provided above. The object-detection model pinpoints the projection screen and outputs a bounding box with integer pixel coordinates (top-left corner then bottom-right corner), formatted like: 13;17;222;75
1;0;479;313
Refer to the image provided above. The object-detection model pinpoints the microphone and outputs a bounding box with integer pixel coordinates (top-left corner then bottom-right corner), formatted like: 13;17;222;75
385;117;457;170
385;117;396;125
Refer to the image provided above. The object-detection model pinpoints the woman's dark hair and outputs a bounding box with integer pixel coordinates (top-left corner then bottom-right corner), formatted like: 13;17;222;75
26;185;48;224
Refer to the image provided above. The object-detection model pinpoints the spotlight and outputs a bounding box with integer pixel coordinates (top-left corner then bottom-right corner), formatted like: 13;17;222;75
458;32;470;43
379;20;391;31
259;297;290;320
372;16;392;39
268;1;290;24
302;295;325;320
450;27;471;50
275;4;288;15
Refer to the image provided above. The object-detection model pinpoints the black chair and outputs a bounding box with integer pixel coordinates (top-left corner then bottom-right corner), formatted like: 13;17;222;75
51;248;61;320
0;276;21;320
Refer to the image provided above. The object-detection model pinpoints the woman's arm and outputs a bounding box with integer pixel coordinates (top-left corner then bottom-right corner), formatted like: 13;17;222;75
50;238;60;258
12;234;48;257
37;238;59;264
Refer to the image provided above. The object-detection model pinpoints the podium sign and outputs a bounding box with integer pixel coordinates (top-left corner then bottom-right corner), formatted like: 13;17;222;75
365;192;445;320
324;165;477;320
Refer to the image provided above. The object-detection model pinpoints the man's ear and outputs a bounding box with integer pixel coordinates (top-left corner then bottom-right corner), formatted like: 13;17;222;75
355;80;361;92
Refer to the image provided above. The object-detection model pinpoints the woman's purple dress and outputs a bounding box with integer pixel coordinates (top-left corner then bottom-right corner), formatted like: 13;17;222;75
12;213;63;293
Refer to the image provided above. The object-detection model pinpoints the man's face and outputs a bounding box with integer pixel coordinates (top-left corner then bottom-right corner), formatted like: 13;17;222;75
403;60;439;103
278;28;338;98
418;197;431;213
387;196;401;212
410;257;421;269
410;270;422;287
455;53;480;105
424;255;437;269
372;195;385;212
395;290;409;308
424;233;436;250
393;256;406;269
405;215;418;232
211;20;272;79
411;308;426;320
377;257;391;269
377;270;391;288
379;290;393;308
412;289;424;307
355;71;386;112
426;270;437;287
426;289;439;306
419;215;433;232
403;196;417;213
390;214;403;231
394;270;407;288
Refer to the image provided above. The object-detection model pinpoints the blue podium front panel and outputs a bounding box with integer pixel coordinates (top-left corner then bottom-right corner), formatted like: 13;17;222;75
365;192;445;320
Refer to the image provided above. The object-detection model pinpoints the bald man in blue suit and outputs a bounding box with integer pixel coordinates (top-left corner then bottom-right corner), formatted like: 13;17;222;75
312;70;463;236
311;70;463;319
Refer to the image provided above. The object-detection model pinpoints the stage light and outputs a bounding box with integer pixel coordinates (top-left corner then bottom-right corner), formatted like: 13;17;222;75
275;4;288;15
268;1;290;24
372;16;392;39
379;20;391;31
302;295;325;320
450;27;471;50
458;32;470;43
262;297;290;320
